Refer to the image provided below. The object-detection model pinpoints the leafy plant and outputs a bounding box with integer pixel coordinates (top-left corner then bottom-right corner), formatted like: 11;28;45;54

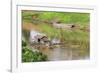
22;40;27;47
22;40;48;62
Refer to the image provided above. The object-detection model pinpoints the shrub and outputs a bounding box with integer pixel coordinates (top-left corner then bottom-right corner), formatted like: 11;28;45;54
22;47;48;62
22;40;27;47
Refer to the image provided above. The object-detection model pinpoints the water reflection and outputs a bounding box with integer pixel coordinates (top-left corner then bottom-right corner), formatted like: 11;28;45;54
31;45;89;61
29;30;89;61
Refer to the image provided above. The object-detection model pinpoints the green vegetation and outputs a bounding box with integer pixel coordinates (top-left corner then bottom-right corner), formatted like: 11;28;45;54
22;40;48;62
22;11;90;48
38;24;89;52
22;10;90;27
22;10;90;61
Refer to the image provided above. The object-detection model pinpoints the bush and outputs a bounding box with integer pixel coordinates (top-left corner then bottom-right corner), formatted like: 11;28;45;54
22;47;48;62
22;40;48;62
22;40;27;47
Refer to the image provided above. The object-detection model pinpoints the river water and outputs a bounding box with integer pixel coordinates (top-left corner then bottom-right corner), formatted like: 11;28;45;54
29;30;89;61
38;46;89;61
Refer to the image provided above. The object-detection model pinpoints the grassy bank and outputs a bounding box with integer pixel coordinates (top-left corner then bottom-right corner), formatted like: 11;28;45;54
22;10;90;27
22;10;90;49
22;10;90;60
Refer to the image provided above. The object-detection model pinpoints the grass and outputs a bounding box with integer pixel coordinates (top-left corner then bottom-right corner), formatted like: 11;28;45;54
22;10;90;48
26;23;89;50
22;10;90;27
22;10;90;60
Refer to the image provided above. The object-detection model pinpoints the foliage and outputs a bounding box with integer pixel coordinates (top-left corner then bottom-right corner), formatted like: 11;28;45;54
22;10;90;59
40;24;89;50
22;29;30;42
22;39;27;47
22;10;90;27
22;40;48;62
